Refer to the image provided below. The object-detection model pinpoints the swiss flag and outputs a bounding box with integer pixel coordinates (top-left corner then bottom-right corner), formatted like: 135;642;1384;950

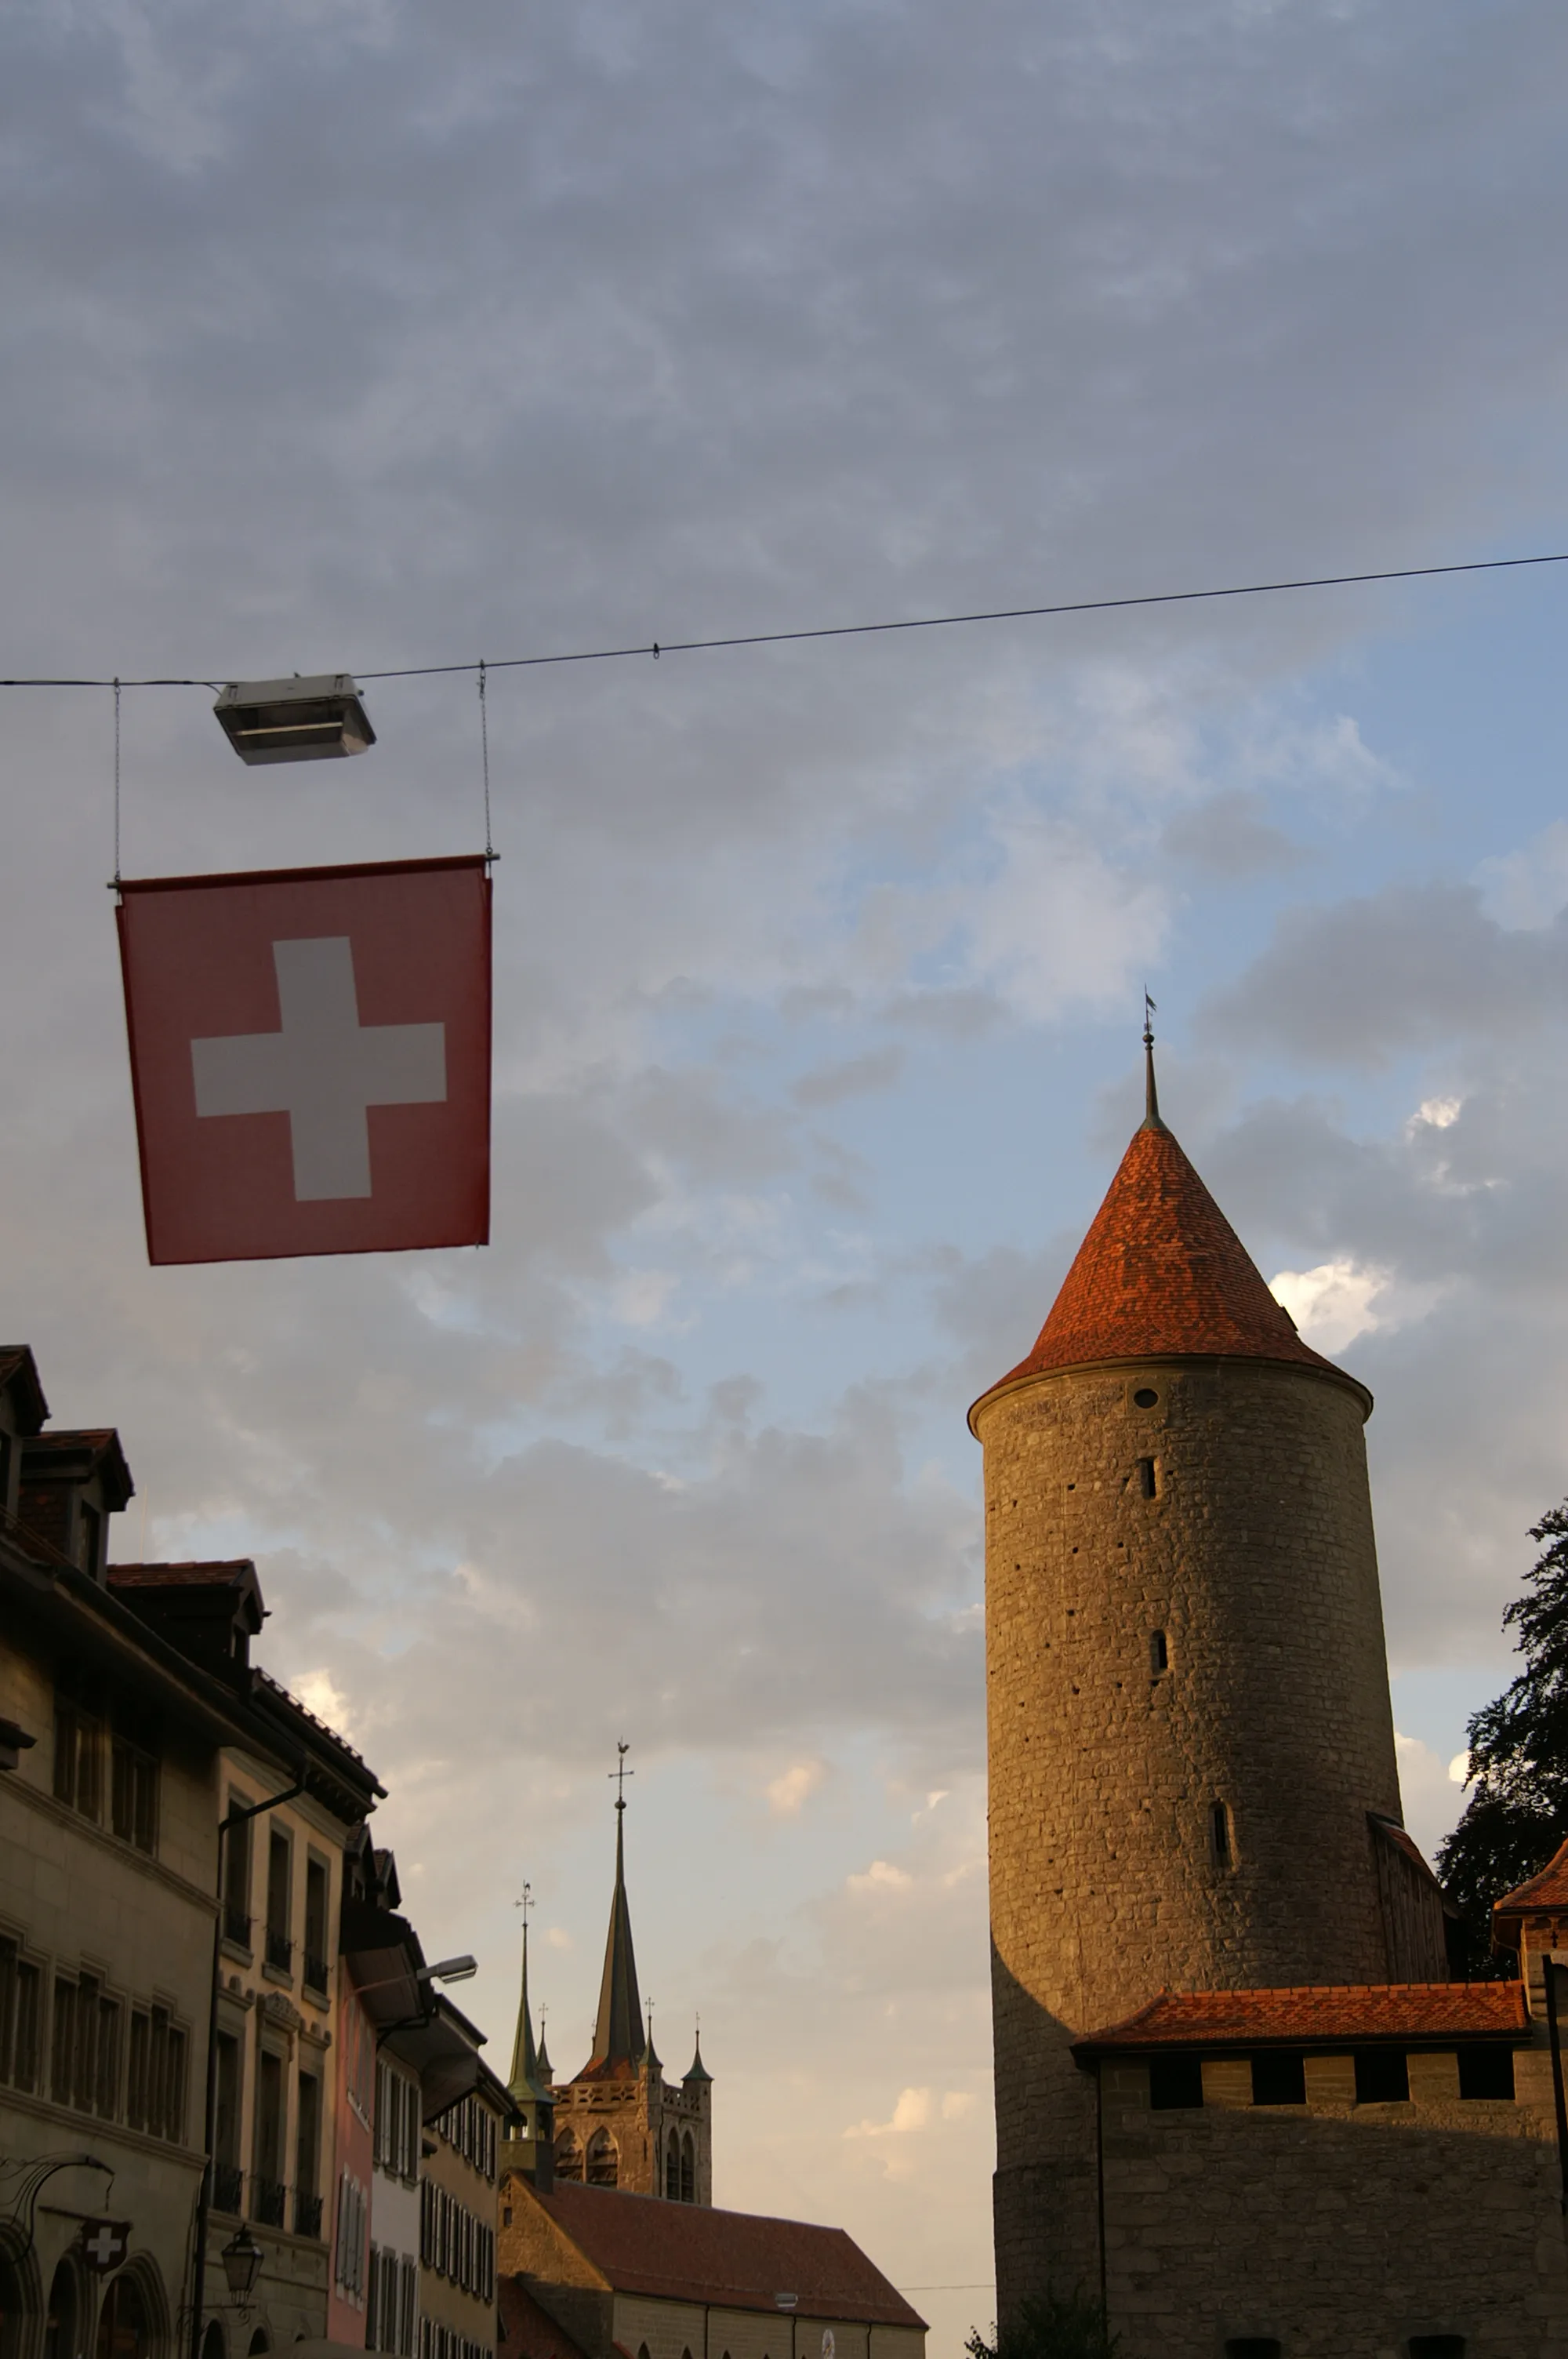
117;856;491;1265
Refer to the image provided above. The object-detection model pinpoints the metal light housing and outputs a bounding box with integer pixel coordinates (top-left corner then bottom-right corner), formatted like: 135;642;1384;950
213;675;375;765
220;2226;264;2301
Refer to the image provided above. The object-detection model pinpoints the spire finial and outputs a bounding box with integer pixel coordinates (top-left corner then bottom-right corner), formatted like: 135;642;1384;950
1142;990;1164;1130
610;1739;633;1813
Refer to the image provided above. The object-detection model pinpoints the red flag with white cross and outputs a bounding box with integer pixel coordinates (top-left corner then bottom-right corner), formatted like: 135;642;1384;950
116;856;491;1264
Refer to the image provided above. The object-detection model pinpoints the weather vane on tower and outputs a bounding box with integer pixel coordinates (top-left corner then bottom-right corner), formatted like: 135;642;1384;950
610;1739;633;1812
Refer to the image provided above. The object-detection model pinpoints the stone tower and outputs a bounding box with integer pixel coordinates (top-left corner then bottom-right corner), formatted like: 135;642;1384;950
545;1772;713;2204
973;1044;1417;2310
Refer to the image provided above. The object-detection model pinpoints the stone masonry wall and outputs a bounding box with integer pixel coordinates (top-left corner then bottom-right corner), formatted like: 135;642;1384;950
1097;2043;1568;2357
978;1356;1403;2309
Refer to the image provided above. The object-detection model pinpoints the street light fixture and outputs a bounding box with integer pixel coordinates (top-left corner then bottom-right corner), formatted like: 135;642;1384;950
213;675;376;765
421;1956;478;1985
220;2228;264;2305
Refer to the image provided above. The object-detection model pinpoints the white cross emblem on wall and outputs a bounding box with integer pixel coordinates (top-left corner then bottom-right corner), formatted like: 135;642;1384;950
84;2224;126;2268
191;936;447;1201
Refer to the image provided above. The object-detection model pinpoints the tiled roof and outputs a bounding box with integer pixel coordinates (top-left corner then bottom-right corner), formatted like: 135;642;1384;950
1075;1983;1528;2055
1494;1837;1568;1919
532;2184;925;2328
108;1561;256;1590
499;2279;588;2359
971;1116;1362;1424
21;1427;135;1510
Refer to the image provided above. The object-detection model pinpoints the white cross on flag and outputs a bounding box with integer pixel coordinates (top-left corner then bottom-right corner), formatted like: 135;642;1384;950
117;856;491;1264
79;2219;132;2274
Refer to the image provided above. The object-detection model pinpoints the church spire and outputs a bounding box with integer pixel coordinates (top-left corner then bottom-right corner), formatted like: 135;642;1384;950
508;1884;549;2103
588;1743;645;2072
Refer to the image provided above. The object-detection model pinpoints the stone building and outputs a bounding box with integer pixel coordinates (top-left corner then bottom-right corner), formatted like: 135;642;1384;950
107;1561;383;2359
0;1346;377;2359
543;1792;711;2205
974;1045;1568;2357
494;2179;924;2359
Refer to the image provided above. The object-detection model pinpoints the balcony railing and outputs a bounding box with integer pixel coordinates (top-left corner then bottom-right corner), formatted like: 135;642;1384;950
253;2178;286;2230
264;1928;293;1973
211;2164;245;2216
222;1905;252;1950
303;1949;329;1996
293;2190;323;2240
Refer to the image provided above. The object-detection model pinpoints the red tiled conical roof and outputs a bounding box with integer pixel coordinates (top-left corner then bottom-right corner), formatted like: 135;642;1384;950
971;1102;1363;1424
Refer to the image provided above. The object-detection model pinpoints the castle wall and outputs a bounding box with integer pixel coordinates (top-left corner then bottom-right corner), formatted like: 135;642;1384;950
1094;2045;1568;2357
978;1355;1404;2304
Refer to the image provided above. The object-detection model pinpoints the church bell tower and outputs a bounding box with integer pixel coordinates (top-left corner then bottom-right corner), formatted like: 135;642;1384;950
974;1038;1424;2308
540;1749;713;2205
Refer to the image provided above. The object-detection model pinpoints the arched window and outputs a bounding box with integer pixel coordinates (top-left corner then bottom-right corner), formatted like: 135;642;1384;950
586;2129;619;2187
554;2130;583;2183
200;2325;225;2359
637;2346;651;2359
45;2261;80;2359
679;2132;695;2204
95;2274;151;2359
0;2240;34;2359
247;2338;270;2359
665;2130;681;2201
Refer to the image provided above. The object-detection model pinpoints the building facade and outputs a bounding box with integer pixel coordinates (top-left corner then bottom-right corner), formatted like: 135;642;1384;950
0;1347;384;2359
975;1048;1568;2356
418;2057;506;2359
107;1563;383;2359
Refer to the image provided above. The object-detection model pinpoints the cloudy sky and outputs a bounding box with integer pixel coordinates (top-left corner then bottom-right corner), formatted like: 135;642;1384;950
5;0;1568;2343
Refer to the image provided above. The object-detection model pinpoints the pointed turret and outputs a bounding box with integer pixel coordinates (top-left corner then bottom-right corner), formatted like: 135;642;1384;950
969;1041;1366;1431
508;1915;550;2106
582;1761;644;2076
536;2017;553;2083
684;2027;712;2085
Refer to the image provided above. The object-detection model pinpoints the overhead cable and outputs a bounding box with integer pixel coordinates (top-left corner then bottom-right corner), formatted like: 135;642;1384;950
3;547;1566;692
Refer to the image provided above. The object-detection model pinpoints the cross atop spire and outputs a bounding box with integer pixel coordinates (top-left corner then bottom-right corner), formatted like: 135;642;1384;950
577;1748;645;2078
508;1877;550;2104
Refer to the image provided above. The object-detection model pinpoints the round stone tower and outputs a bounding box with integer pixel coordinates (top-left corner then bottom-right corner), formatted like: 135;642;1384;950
973;1045;1405;2309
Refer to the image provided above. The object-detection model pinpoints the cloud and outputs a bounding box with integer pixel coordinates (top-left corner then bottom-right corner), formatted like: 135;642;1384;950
1161;790;1308;879
1206;886;1568;1067
1269;1258;1390;1354
766;1759;829;1819
845;2087;932;2139
793;1049;907;1110
1476;820;1568;931
847;1860;915;1896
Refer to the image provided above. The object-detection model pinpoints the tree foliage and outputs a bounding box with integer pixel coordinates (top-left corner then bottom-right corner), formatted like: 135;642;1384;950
965;2292;1120;2359
1438;1499;1568;1972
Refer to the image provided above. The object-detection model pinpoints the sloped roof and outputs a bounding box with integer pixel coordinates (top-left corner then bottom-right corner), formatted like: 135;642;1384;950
970;1104;1364;1428
109;1559;257;1590
1494;1836;1568;1925
22;1427;135;1510
499;2279;589;2359
0;1347;48;1435
531;2184;925;2328
1074;1982;1528;2056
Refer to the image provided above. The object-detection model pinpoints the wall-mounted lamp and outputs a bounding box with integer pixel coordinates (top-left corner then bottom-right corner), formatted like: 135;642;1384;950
220;2226;264;2303
420;1956;478;1985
